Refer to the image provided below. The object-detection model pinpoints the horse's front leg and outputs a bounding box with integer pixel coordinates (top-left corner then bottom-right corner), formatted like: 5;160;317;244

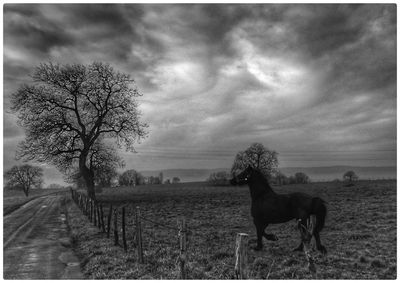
254;222;265;251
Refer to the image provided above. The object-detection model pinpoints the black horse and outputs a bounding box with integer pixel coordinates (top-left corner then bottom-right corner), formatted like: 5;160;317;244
230;165;327;254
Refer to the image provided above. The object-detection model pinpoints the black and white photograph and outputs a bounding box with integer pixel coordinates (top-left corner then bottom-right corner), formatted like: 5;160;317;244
3;2;397;279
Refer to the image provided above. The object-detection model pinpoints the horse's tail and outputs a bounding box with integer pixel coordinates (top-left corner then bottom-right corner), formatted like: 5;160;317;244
311;197;327;232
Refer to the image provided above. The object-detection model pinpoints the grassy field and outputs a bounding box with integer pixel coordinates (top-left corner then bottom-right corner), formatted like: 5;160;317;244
68;180;396;279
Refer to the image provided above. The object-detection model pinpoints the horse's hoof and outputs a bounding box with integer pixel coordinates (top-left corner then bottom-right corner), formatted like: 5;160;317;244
318;246;327;255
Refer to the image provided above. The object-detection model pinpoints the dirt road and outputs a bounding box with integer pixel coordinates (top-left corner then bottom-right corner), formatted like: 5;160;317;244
3;194;83;279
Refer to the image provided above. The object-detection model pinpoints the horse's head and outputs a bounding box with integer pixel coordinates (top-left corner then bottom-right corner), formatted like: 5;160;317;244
230;165;254;185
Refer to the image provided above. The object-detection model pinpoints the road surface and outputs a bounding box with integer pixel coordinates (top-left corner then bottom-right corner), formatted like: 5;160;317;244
3;194;83;279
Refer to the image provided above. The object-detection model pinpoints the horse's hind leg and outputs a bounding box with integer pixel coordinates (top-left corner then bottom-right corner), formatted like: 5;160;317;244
313;231;327;254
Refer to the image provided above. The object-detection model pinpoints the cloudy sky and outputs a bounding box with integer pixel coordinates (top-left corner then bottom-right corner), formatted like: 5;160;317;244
3;4;397;184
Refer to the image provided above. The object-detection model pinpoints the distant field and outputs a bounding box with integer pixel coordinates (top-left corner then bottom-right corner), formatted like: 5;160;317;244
72;180;396;279
3;188;67;215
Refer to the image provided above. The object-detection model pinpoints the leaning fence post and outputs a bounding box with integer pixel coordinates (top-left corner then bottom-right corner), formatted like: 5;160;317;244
122;206;127;252
178;217;187;279
298;215;317;274
113;208;119;246
235;233;249;279
107;205;113;238
135;206;144;263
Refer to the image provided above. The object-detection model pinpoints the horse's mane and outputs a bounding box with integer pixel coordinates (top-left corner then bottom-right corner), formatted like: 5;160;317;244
249;169;274;198
252;169;272;185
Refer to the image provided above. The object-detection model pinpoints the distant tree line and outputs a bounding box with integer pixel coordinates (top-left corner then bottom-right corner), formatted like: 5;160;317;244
272;171;311;185
66;167;181;188
207;171;230;186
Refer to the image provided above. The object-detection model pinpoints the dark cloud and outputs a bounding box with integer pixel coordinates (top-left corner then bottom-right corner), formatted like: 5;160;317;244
4;5;75;53
290;5;366;57
3;4;397;180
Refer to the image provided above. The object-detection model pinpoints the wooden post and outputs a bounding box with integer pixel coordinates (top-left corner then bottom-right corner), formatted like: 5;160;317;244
178;217;187;279
97;204;101;228
107;205;113;238
135;206;144;263
113;208;119;246
85;197;89;216
235;233;249;279
93;202;97;225
92;201;94;222
84;199;88;216
100;204;106;233
122;207;127;251
88;200;91;220
90;200;93;221
298;215;317;274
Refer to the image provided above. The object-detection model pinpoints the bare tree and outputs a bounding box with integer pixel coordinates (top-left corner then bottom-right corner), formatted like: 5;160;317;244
11;62;147;199
4;164;43;196
231;143;279;179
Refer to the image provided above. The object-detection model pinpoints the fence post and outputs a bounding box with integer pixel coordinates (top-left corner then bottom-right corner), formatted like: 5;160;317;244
85;197;89;216
122;207;127;252
90;200;93;221
113;208;119;246
135;206;144;263
298;215;317;274
88;199;91;220
97;204;101;228
107;205;113;238
85;197;88;216
100;204;106;233
178;217;187;279
235;233;249;279
93;202;97;225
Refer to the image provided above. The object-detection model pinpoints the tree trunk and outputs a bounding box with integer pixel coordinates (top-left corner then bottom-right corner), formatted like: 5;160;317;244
79;153;96;200
23;186;29;197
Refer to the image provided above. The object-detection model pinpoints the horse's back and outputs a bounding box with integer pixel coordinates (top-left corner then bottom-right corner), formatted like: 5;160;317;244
251;193;294;223
287;192;318;218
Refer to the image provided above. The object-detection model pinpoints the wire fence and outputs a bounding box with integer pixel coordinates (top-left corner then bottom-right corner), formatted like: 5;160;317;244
70;188;316;279
70;189;188;278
